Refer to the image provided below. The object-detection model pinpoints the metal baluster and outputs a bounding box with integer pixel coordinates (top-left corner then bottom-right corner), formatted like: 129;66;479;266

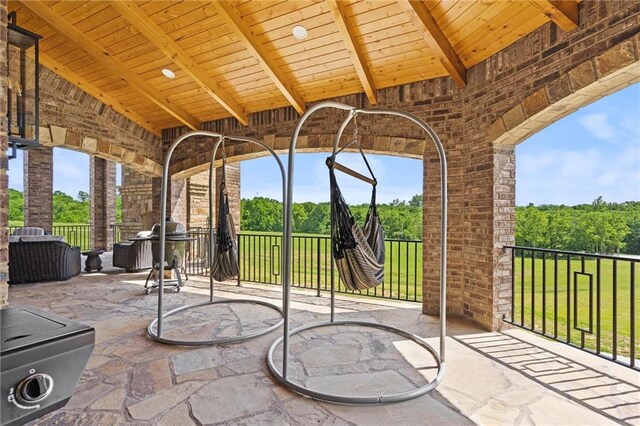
567;255;571;344
531;251;536;330
613;259;618;361
542;252;546;335
596;258;601;355
520;249;525;326
317;237;321;297
630;261;635;368
554;253;558;338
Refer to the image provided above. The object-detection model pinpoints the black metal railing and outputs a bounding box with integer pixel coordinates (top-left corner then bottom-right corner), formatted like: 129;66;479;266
9;224;91;250
504;246;638;370
184;230;423;303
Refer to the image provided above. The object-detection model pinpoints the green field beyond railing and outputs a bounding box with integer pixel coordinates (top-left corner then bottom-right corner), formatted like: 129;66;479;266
9;223;91;250
505;246;638;370
184;230;423;302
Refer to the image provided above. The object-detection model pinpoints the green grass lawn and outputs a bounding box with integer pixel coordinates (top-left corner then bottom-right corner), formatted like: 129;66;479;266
237;231;423;301
512;255;638;358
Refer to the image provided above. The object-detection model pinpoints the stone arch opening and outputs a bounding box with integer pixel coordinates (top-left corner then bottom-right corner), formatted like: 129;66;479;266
39;124;162;178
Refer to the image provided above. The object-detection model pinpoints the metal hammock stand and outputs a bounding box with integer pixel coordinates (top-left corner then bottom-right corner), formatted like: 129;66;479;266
266;101;448;404
148;131;286;346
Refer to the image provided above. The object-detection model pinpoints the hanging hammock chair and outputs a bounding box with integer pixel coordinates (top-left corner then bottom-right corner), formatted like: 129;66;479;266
328;150;385;291
211;159;240;282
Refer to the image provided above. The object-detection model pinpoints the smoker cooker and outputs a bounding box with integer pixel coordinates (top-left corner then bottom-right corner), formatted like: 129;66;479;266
144;218;192;294
150;217;189;269
1;307;94;426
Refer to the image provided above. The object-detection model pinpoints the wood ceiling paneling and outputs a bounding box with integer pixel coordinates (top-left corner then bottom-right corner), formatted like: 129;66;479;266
9;0;581;135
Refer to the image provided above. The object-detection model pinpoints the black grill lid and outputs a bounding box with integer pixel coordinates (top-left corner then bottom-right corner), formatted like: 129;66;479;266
1;307;94;355
150;217;188;239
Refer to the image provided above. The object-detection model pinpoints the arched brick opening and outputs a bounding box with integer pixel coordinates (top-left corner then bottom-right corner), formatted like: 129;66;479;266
487;47;640;330
171;133;426;179
490;58;640;149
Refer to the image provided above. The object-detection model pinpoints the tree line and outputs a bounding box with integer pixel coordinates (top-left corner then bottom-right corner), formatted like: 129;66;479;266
9;188;638;255
241;195;424;240
9;189;122;224
516;197;640;255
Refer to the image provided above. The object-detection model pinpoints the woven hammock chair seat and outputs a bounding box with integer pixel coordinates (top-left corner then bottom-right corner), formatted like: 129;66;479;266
211;168;240;282
330;165;385;291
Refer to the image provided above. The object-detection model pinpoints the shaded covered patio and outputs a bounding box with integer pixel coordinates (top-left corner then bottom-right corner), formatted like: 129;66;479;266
0;1;639;425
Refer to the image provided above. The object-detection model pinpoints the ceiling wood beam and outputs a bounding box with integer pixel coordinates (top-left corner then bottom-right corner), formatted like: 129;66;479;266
110;1;249;126
398;0;467;87
39;54;162;137
212;1;305;114
20;0;200;131
326;0;377;104
530;1;579;32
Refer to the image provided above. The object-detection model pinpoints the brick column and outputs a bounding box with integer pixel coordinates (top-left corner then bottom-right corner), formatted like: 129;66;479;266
0;0;8;308
24;147;53;232
90;157;116;250
120;167;155;240
215;163;240;233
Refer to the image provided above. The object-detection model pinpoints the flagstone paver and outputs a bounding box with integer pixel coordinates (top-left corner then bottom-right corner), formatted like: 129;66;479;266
7;269;636;425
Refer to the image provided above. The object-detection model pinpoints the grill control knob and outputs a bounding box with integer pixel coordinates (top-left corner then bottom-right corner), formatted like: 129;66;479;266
16;373;54;404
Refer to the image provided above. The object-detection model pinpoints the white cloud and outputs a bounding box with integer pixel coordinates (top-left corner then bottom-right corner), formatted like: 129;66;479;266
559;149;599;178
578;113;615;140
518;151;557;173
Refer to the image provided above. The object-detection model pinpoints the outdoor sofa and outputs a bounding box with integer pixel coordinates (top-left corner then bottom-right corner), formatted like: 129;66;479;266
8;227;81;284
112;231;153;272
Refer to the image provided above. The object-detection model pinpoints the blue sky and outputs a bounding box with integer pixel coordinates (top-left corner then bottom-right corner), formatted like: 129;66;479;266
515;82;639;205
7;84;639;206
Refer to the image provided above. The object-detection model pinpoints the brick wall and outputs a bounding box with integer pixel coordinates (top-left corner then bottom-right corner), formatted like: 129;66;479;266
162;1;639;331
90;157;116;250
38;66;162;170
187;171;210;228
24;147;53;232
0;0;7;308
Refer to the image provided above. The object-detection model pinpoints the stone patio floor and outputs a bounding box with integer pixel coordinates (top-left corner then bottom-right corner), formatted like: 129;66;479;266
8;257;640;426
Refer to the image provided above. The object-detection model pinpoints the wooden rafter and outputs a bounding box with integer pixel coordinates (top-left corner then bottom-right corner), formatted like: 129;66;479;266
39;54;161;137
110;1;249;126
326;0;377;104
212;1;305;114
530;1;579;32
398;0;467;87
20;0;200;130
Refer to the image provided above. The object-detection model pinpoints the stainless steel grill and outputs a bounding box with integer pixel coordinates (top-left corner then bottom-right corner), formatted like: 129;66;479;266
1;307;94;426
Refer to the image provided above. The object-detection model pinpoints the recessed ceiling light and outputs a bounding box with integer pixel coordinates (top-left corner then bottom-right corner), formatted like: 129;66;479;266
292;25;308;40
162;68;175;79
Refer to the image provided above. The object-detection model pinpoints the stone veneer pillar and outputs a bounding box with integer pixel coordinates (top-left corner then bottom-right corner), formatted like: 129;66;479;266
119;167;156;240
0;0;8;308
24;147;53;232
90;157;116;250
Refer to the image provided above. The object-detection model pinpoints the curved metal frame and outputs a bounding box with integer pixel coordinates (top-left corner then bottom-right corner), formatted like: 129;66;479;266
267;101;448;404
148;131;286;346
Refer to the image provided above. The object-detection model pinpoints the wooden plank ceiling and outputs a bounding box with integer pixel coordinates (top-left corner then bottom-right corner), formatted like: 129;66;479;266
9;0;580;136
